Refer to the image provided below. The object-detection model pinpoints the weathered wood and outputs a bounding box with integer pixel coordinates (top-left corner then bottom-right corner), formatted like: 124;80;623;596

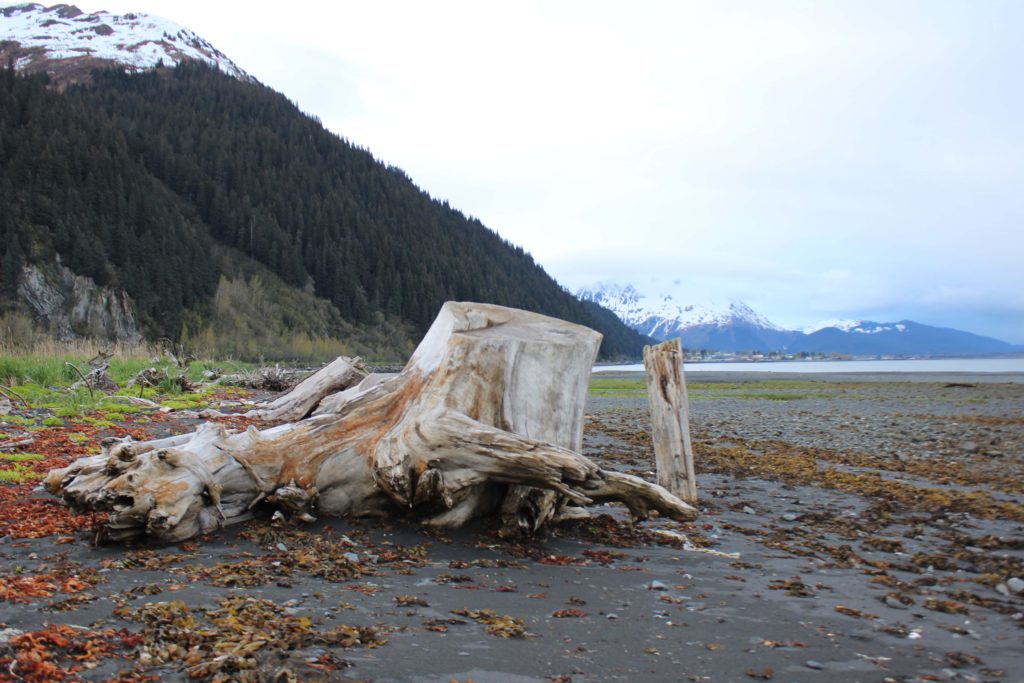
643;338;698;504
243;355;367;422
46;302;698;543
68;359;119;394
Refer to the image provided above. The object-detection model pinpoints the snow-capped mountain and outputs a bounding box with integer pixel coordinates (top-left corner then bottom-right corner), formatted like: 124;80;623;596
797;320;1016;356
577;283;798;352
1;3;250;83
578;283;1020;356
802;319;907;335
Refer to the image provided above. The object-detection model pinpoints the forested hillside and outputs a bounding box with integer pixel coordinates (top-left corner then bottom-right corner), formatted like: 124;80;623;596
0;63;650;359
0;67;218;336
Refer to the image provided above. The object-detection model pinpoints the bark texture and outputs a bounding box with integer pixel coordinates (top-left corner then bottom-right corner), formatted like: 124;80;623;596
45;302;698;543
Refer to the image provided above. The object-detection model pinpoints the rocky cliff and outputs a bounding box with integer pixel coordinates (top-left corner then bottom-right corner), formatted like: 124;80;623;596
17;259;143;342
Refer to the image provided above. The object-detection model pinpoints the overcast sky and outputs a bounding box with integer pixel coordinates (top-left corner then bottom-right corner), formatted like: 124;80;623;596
51;1;1024;342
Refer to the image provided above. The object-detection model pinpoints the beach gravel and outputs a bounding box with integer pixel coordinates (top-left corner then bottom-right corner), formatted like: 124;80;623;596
1;371;1021;681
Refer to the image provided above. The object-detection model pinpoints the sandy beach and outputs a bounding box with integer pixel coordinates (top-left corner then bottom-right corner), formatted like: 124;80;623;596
1;372;1021;682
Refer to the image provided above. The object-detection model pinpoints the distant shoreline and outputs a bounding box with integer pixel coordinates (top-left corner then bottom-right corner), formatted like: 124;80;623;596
594;356;1024;382
596;369;1024;384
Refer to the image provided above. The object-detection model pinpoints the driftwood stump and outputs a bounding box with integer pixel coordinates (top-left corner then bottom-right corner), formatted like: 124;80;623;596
643;339;697;504
45;302;698;543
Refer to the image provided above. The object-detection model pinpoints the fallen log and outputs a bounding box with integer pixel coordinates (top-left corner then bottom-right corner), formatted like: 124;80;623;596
45;302;698;543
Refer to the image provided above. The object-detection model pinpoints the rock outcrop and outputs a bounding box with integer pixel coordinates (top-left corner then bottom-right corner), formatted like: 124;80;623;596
17;260;143;342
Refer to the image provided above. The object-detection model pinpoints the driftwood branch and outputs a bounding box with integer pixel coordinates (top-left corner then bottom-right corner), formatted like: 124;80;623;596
64;361;94;398
0;437;36;452
0;385;29;409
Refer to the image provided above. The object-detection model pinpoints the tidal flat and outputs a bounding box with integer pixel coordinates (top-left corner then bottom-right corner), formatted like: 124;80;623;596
1;373;1021;681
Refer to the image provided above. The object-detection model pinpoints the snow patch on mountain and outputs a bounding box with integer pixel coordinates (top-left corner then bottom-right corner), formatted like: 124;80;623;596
1;3;250;80
803;319;909;335
802;319;862;334
578;282;782;332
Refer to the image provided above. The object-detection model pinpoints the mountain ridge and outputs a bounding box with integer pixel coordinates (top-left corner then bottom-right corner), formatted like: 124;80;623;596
578;283;797;352
578;283;1021;356
1;3;249;84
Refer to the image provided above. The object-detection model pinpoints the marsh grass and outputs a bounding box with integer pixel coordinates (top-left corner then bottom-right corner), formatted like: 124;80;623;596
1;346;256;421
0;339;256;387
1;350;323;438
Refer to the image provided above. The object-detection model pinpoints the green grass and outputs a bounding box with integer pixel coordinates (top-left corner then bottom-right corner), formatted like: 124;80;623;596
589;377;647;397
0;463;36;483
97;401;139;415
0;354;256;389
0;355;76;387
0;353;256;426
0;452;44;462
12;383;126;418
159;398;208;411
589;377;838;400
693;392;818;401
80;417;116;429
688;380;849;392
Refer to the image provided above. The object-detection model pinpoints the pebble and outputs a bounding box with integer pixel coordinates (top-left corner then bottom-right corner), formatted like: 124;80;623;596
885;596;908;609
276;542;288;551
782;513;799;522
742;506;756;514
1007;577;1024;594
343;552;360;563
805;660;825;670
647;580;668;591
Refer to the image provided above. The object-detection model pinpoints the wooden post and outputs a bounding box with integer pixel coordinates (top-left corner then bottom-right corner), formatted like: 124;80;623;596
643;338;697;504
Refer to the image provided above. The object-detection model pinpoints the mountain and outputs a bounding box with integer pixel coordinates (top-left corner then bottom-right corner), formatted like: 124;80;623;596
796;320;1018;356
0;3;249;84
577;284;797;353
0;8;650;360
578;283;1020;356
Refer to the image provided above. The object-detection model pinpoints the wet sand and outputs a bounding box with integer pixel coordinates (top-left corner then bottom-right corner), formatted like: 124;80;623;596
1;373;1022;682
